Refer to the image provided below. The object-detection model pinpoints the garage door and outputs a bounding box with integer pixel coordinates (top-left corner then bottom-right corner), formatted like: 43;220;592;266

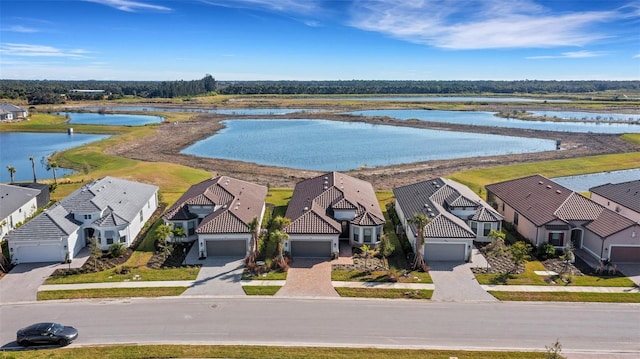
610;246;640;263
16;244;62;263
206;240;246;257
291;241;331;258
425;243;466;262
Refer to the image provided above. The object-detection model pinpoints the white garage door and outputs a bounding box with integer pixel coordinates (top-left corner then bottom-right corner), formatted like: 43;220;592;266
610;246;640;263
425;243;466;262
206;240;246;257
291;241;331;258
16;244;62;263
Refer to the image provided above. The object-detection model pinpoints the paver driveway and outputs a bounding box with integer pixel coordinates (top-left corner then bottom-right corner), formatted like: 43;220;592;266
276;258;339;297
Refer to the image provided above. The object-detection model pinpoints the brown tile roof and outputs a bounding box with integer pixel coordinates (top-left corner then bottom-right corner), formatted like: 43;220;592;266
487;174;636;238
393;177;501;238
590;179;640;213
486;175;572;226
285;172;384;235
165;176;267;235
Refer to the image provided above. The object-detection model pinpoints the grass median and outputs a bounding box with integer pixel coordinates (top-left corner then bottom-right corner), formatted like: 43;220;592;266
242;286;281;296
37;287;187;300
489;291;640;303
335;287;433;299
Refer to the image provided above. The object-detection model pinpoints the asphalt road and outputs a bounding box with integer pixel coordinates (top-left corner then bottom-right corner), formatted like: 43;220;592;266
1;297;638;355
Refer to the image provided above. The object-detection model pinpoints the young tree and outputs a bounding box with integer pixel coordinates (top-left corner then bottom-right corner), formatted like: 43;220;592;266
408;213;430;270
246;217;260;268
484;229;507;269
509;241;532;273
360;244;376;272
6;165;16;184
89;237;102;271
29;154;37;183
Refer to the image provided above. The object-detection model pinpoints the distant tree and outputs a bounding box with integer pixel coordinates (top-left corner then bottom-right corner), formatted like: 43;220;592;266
408;213;430;271
6;165;16;184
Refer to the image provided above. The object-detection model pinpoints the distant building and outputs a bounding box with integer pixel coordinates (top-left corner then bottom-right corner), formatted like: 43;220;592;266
0;103;28;120
590;180;640;223
0;184;40;240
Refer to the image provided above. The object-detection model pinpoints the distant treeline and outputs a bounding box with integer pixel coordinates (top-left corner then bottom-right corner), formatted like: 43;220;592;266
1;77;638;104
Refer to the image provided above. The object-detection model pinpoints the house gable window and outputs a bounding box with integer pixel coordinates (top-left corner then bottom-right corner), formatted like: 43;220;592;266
364;228;372;243
84;214;92;220
120;236;126;243
483;223;492;236
549;232;564;246
139;210;143;222
513;212;519;225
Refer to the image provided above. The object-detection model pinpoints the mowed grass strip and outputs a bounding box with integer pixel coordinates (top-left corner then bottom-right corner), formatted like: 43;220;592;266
489;291;640;303
37;287;187;300
335;287;433;299
10;344;555;359
331;269;433;284
242;286;281;296
43;266;199;284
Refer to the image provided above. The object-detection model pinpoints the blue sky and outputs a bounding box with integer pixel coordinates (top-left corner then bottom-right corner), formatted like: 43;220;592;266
0;0;638;81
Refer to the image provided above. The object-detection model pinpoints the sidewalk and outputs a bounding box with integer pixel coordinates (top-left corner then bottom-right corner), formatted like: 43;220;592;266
482;285;640;293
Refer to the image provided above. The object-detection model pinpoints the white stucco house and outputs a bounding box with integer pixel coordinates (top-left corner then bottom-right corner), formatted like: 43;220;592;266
0;184;40;240
6;177;158;264
394;177;503;262
284;172;385;258
163;176;267;258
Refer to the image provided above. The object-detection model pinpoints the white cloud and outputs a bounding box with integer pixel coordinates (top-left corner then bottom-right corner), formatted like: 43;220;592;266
198;0;321;14
2;25;40;33
634;53;640;59
85;0;171;12
348;0;622;49
0;43;91;58
527;51;606;60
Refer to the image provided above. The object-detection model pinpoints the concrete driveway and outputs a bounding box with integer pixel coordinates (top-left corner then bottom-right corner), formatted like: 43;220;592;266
616;263;640;286
182;256;245;296
276;258;339;297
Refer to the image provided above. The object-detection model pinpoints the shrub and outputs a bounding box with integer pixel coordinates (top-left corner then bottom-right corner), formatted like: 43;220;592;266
537;243;556;260
109;242;126;258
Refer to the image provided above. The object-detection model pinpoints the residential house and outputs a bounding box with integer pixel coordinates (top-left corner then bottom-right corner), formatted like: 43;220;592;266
284;172;384;258
6;177;158;264
590;180;640;224
486;175;640;263
0;103;28;120
163;176;267;258
0;184;40;240
394;177;503;262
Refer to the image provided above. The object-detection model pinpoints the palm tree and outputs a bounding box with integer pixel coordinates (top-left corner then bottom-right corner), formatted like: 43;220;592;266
270;229;289;269
29;154;37;183
6;165;16;184
42;157;59;184
408;212;430;270
246;217;260;267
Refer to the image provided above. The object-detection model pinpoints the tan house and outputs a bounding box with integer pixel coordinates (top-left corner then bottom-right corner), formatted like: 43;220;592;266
163;176;267;258
284;172;384;258
590;180;640;224
486;175;640;264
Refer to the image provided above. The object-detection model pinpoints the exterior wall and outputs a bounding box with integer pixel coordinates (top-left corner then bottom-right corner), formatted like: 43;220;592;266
197;233;250;259
285;234;339;255
334;209;356;221
394;199;416;250
350;224;383;246
0;196;38;239
591;193;640;223
489;193;542;246
582;229;605;260
66;232;82;260
602;226;640;261
469;221;502;242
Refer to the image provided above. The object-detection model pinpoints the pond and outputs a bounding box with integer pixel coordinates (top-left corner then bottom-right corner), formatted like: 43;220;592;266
552;169;640;192
180;119;556;171
78;106;323;115
0;132;109;182
347;109;640;133
57;112;164;126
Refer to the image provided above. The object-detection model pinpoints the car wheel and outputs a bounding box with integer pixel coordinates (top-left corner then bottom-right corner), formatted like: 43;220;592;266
18;340;29;347
58;338;69;346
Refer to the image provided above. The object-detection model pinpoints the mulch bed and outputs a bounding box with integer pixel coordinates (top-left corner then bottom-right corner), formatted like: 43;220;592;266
332;246;389;272
147;241;194;269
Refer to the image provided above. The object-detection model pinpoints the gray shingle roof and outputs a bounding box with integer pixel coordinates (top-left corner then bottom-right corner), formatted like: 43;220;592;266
590;180;640;213
393;177;500;238
0;103;27;113
285;172;384;235
0;184;40;220
6;203;81;242
167;176;267;235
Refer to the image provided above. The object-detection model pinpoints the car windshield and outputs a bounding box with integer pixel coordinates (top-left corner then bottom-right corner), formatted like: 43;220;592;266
49;323;64;333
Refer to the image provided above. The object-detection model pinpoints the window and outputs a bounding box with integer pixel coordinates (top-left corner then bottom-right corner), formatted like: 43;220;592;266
513;212;519;225
148;200;151;209
188;221;196;236
364;228;372;243
139;210;144;222
107;237;114;245
120;236;126;243
501;203;505;212
353;229;360;242
470;222;478;234
84;214;92;220
549;232;564;246
483;223;492;236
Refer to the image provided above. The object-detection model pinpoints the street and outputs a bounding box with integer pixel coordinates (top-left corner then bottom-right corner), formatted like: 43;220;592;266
1;297;639;355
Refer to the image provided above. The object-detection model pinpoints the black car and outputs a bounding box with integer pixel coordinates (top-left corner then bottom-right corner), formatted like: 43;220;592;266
16;322;78;347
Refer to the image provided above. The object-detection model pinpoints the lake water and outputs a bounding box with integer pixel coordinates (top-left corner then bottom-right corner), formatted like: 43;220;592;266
528;111;640;122
181;119;557;171
347;110;640;133
0;132;109;182
552;169;640;192
321;96;569;102
78;106;322;115
57;112;164;126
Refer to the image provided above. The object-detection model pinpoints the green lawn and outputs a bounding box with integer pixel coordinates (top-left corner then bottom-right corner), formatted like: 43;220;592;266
242;269;288;280
43;266;199;284
8;344;557;359
335;287;433;299
266;188;293;217
37;287;187;300
332;269;432;283
242;286;281;295
489;291;640;303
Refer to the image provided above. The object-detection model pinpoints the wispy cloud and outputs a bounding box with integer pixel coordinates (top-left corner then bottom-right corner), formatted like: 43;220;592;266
0;43;91;58
527;50;606;60
1;25;40;33
85;0;171;12
634;53;640;58
199;0;321;14
348;0;625;49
